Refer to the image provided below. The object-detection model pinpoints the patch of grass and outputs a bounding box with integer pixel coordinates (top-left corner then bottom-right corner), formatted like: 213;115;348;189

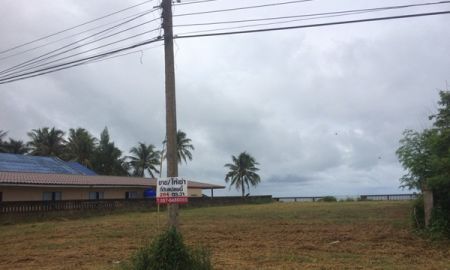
1;201;449;270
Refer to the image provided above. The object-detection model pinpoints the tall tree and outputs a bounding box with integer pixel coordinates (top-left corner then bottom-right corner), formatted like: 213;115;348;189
3;139;29;154
160;130;195;176
396;129;436;190
0;130;7;152
397;91;450;231
64;128;97;168
224;152;261;197
128;143;160;178
27;127;66;157
91;127;128;176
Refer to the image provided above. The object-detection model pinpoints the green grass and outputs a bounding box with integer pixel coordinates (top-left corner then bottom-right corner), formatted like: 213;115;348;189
0;201;449;270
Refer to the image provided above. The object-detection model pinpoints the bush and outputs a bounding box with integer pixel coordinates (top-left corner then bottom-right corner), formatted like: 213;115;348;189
357;196;368;201
318;196;337;202
411;195;425;229
429;207;450;238
122;227;212;270
411;193;450;238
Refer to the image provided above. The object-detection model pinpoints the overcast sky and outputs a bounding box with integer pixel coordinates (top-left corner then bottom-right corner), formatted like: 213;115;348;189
0;0;449;197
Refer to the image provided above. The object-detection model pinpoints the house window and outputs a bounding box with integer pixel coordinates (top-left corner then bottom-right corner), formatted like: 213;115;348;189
43;192;62;201
89;192;104;200
125;191;138;199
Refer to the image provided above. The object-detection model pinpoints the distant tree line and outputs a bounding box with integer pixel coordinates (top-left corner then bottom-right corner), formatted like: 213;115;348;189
0;127;194;177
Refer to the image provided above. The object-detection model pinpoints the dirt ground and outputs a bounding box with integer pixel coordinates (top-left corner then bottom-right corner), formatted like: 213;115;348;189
0;201;449;270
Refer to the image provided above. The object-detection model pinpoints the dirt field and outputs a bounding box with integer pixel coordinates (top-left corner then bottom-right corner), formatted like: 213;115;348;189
0;201;449;270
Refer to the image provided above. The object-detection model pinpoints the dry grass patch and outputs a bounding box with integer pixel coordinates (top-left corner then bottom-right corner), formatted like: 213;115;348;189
0;201;449;269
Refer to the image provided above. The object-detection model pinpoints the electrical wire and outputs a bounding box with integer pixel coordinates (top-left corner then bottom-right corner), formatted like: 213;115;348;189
174;0;313;17
173;0;450;27
0;8;158;62
0;11;161;76
89;42;164;64
0;0;156;56
175;10;380;36
2;2;449;85
0;27;162;81
0;38;163;85
0;15;161;77
173;0;218;6
174;10;450;39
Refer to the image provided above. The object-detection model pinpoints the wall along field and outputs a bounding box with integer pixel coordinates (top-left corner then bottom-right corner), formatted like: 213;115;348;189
0;201;449;269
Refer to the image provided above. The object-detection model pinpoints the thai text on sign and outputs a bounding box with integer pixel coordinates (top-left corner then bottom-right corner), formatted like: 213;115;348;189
156;177;188;204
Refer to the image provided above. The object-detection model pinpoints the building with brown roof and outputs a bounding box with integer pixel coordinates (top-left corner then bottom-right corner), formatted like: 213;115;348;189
0;154;224;202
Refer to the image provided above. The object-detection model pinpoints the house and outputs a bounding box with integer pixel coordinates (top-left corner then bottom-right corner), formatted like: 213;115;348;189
0;153;224;202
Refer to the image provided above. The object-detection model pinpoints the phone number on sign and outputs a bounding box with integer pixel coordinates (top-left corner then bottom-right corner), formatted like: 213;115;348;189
156;197;189;204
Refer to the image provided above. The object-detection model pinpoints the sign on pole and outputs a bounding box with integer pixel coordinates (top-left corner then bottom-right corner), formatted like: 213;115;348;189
156;177;188;204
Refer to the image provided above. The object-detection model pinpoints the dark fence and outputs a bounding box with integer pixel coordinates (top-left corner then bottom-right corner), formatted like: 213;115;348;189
359;194;418;201
274;194;418;202
0;196;273;214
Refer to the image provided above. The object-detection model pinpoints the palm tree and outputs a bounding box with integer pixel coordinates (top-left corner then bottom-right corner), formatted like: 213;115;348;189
27;127;66;157
128;142;160;178
160;130;195;176
224;152;261;197
3;139;29;154
0;130;7;152
64;128;97;168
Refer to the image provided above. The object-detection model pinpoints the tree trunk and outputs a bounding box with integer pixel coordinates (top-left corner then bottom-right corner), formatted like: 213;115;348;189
241;183;245;198
423;186;434;228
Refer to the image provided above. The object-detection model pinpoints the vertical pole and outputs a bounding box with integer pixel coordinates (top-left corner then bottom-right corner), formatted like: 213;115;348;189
162;0;179;228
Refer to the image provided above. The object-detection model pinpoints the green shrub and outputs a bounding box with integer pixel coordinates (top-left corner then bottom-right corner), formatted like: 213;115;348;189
318;196;337;202
339;197;355;202
429;207;450;238
411;195;425;229
357;196;368;201
121;227;212;270
411;194;450;238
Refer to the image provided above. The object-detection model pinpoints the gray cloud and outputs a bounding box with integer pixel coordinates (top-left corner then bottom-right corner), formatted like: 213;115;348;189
0;0;449;197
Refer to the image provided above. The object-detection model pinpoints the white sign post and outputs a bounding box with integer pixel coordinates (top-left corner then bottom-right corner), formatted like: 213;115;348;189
156;177;188;204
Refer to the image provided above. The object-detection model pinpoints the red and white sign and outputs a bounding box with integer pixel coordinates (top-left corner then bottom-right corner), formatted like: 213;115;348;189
156;177;188;204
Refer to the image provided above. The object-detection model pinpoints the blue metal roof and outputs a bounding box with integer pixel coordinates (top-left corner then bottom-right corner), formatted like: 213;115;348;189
66;161;97;176
0;153;97;175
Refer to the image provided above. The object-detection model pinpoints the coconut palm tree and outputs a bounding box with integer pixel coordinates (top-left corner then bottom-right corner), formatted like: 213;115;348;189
128;142;160;178
0;130;7;152
160;130;195;176
64;128;97;168
225;152;261;197
3;139;29;154
27;127;66;157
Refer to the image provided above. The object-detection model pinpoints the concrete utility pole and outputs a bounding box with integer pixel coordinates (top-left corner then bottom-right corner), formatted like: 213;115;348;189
162;0;179;228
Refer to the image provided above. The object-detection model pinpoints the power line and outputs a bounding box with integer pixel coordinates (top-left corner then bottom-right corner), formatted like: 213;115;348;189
0;28;162;81
174;0;313;17
174;10;450;39
0;11;161;76
173;0;218;6
0;38;163;85
0;0;156;56
0;15;161;77
176;10;381;36
89;43;164;64
0;8;158;62
174;0;450;27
